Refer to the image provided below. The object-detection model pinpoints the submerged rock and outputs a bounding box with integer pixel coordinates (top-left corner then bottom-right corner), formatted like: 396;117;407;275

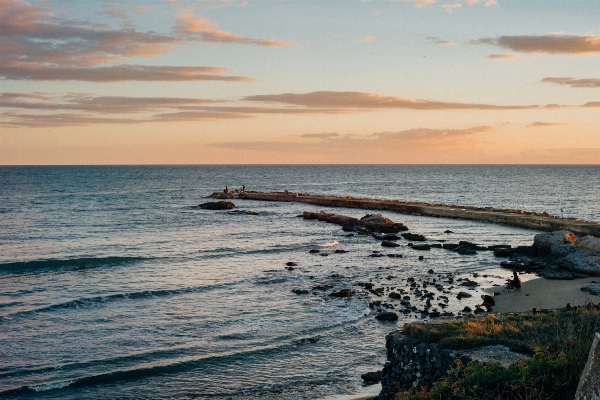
381;240;400;248
361;371;382;383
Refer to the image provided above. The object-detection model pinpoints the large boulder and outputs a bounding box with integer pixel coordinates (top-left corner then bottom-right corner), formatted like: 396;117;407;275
532;231;577;257
198;201;235;210
361;214;393;225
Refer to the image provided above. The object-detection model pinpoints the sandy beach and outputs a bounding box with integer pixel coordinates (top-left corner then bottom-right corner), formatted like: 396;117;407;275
484;276;600;313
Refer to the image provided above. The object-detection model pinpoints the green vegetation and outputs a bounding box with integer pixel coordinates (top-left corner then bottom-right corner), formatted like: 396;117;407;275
396;309;600;400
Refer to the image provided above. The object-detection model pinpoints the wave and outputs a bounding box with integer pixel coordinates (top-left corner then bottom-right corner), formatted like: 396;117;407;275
318;240;339;247
0;284;226;321
0;256;146;275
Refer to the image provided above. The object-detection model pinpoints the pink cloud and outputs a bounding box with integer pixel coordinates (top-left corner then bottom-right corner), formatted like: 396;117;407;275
473;34;600;55
244;91;540;110
0;62;253;82
526;121;567;128
487;53;521;59
542;77;600;88
175;13;293;47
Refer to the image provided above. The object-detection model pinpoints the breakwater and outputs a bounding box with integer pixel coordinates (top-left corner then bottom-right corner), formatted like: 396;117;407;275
209;192;600;237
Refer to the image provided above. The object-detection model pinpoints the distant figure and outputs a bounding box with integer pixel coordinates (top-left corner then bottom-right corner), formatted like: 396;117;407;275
242;185;246;193
478;294;495;312
507;272;522;291
224;185;229;194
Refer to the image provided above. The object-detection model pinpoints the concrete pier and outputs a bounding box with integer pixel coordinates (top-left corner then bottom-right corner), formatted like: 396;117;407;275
209;191;600;237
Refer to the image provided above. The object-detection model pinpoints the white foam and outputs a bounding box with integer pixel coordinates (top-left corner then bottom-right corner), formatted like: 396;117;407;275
28;380;75;392
318;240;339;248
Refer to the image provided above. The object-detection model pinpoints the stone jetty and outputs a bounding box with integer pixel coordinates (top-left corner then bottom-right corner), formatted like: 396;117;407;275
209;191;600;237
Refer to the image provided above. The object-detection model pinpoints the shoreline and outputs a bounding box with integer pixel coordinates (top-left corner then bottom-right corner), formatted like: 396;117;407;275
484;276;599;313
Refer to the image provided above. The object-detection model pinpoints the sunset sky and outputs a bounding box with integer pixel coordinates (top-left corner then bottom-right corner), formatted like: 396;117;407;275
1;0;599;164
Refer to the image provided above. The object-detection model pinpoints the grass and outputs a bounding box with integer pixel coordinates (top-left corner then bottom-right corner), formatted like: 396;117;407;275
395;308;600;400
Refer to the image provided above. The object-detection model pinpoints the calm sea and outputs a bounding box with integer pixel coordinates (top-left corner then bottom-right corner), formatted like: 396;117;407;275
1;165;598;399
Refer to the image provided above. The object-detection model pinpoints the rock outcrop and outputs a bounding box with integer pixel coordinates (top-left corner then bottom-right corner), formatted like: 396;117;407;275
198;201;235;210
531;231;600;275
302;211;408;233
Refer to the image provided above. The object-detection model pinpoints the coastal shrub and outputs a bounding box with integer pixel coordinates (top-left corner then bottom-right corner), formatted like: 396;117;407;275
396;309;600;399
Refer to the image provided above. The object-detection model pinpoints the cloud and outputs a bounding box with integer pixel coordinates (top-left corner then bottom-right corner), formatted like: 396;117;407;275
442;3;461;12
210;126;494;158
299;132;340;139
487;53;521;59
526;121;567;128
0;92;351;128
387;0;436;7
0;62;253;82
175;12;293;47
437;40;455;46
541;77;600;88
0;0;287;82
135;6;153;14
581;102;600;108
244;91;540;110
358;36;376;43
472;34;600;55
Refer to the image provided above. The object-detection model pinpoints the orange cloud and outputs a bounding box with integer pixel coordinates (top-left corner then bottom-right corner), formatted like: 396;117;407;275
244;91;540;110
135;6;153;14
175;13;293;47
209;126;494;163
542;77;600;88
358;36;376;43
473;34;600;55
526;121;567;128
487;53;521;59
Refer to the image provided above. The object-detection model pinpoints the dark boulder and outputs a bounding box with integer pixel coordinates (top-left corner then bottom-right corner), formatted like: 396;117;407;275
381;240;400;248
375;312;398;321
198;201;234;210
456;291;472;299
286;262;297;266
412;244;431;251
361;371;382;383
401;233;426;241
330;289;353;298
292;289;309;295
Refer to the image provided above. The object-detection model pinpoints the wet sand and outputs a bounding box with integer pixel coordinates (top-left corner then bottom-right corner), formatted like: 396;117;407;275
484;277;600;313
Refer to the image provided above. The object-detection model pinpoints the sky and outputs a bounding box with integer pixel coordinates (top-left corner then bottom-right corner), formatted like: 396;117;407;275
1;0;599;164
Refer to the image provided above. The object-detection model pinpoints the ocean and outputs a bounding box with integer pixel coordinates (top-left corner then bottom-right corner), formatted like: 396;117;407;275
1;165;598;399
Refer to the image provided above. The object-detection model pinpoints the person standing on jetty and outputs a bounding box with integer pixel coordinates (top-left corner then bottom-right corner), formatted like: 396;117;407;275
224;185;229;194
242;185;246;193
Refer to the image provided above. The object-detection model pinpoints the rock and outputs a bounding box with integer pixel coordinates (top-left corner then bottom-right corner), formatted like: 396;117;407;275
330;289;353;298
375;312;399;321
309;249;321;253
444;230;454;234
428;269;435;274
456;248;477;255
382;240;400;248
493;249;513;257
361;214;393;224
459;279;478;287
361;371;382;383
412;244;431;251
286;262;297;266
296;337;319;345
292;289;309;295
442;243;459;250
335;249;348;253
286;266;294;271
463;306;472;312
418;255;424;260
401;233;427;241
229;209;259;215
457;291;473;300
198;201;235;210
532;231;577;257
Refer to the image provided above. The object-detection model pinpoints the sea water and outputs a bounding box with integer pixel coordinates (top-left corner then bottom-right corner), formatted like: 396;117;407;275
0;165;598;399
